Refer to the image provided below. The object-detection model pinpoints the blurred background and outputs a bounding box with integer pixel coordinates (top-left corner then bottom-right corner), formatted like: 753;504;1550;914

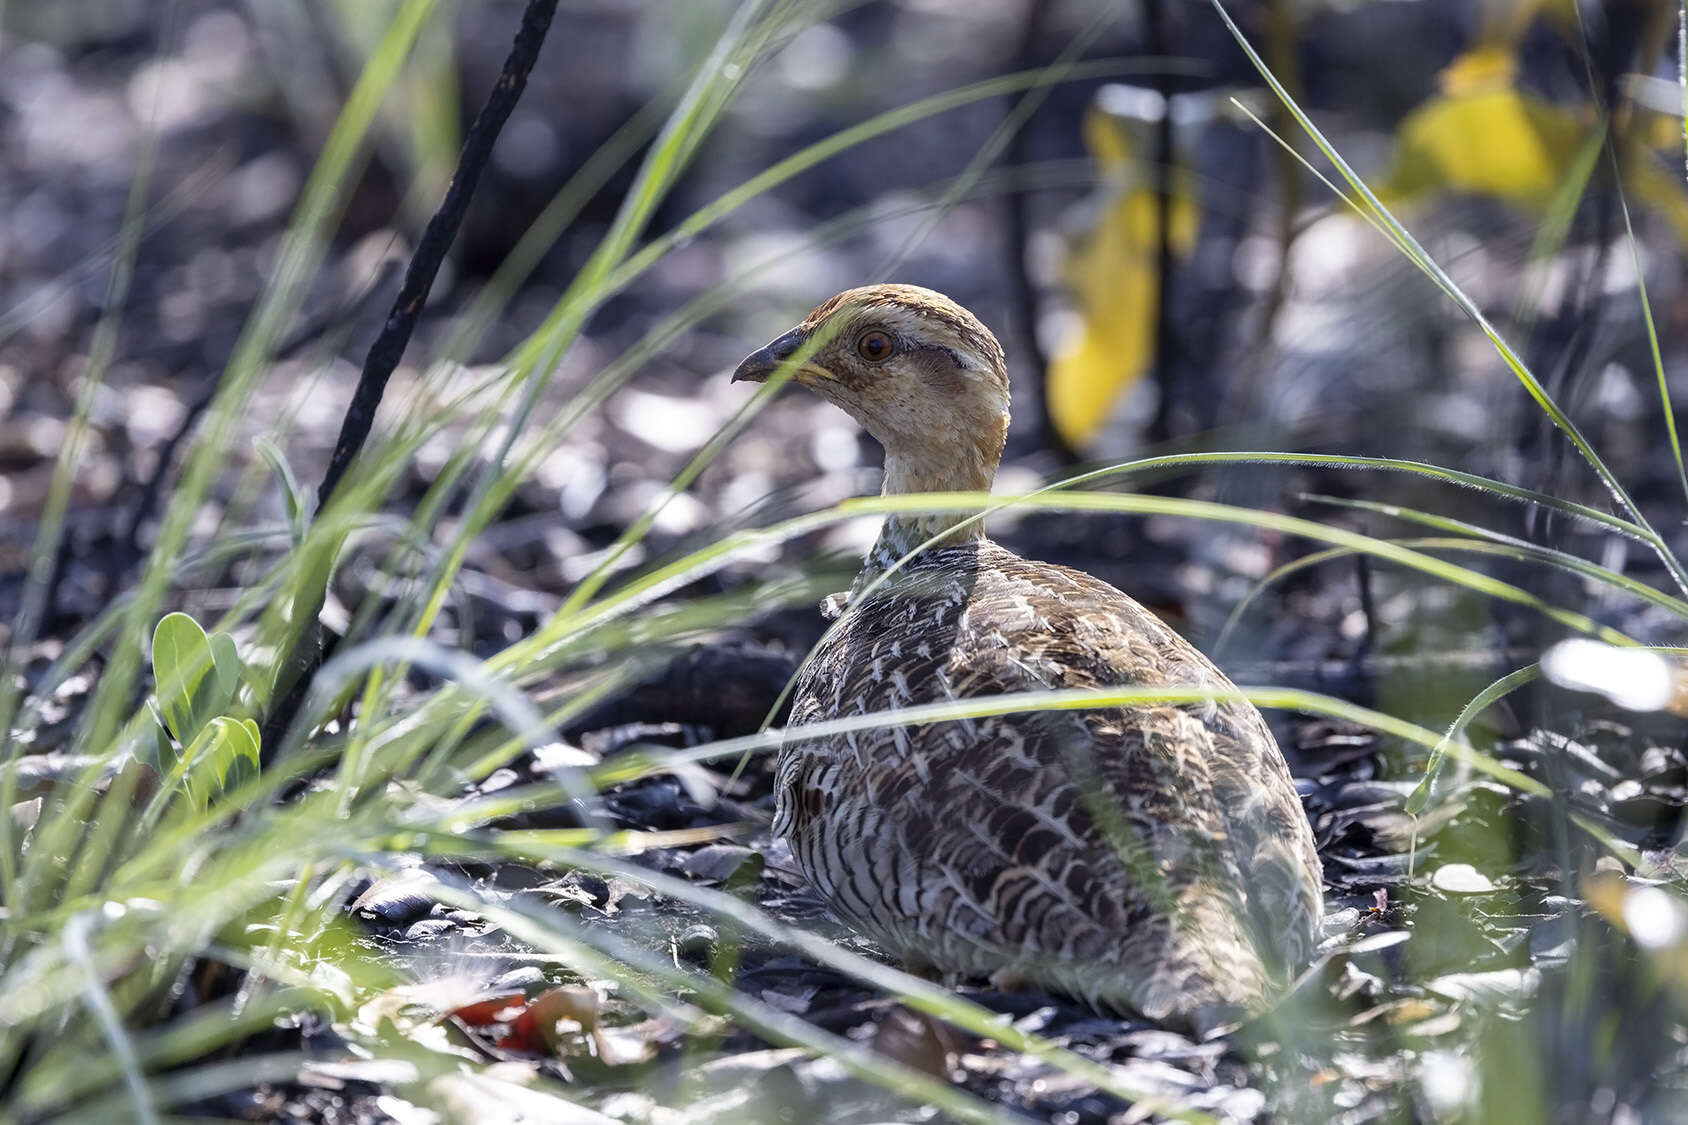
5;0;1685;641
3;0;1688;1121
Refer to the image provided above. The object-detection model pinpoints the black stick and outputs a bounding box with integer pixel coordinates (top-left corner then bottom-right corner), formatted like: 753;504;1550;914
1144;0;1178;444
1003;0;1076;463
262;0;558;755
316;0;558;511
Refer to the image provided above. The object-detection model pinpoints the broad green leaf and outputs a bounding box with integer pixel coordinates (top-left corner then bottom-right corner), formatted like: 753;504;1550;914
177;721;222;811
195;632;243;727
152;612;212;746
209;716;262;795
182;717;261;811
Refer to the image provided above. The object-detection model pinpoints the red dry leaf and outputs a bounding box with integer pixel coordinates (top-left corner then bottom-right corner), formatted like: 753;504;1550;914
446;993;527;1027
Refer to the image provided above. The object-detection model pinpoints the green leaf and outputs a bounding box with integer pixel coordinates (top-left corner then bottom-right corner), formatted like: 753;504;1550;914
189;632;242;730
152;612;212;745
143;698;177;775
177;722;220;812
239;717;263;757
258;438;308;547
182;717;261;811
210;716;261;793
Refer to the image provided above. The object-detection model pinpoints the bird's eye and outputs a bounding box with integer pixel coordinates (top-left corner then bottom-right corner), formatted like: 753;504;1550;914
856;330;893;362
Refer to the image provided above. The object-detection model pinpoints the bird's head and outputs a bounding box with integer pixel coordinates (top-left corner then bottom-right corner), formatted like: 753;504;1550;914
733;285;1010;493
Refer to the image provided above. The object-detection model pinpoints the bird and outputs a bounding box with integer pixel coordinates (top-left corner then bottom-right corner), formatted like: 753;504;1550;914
731;284;1323;1033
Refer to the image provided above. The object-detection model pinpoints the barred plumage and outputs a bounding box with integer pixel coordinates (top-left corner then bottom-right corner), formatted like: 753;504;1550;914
734;285;1322;1032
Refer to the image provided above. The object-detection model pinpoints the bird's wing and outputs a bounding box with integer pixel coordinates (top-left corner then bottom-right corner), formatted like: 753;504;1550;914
957;544;1323;978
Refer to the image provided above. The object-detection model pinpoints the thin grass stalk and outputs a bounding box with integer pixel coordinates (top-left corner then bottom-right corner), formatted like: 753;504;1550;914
1555;0;1688;507
316;0;558;510
330;0;783;775
341;164;1104;787
0;154;232;349
606;681;1544;797
66;0;438;769
1514;130;1606;332
1407;664;1543;819
874;0;1124;276
1609;173;1688;504
1296;495;1688;619
318;635;593;816
633;679;1639;864
62;912;157;1125
339;840;999;1116
355;68;1184;716
548;58;1197;364
53;1053;309;1124
1226;100;1419;263
847;491;1637;643
18;991;300;1117
420;879;1033;1124
1213;535;1679;659
0;0;177;895
430;97;670;369
486;482;1633;740
1210;0;1688;603
1050;451;1649;537
284;0;565;759
746;445;1655;746
362;474;1654;800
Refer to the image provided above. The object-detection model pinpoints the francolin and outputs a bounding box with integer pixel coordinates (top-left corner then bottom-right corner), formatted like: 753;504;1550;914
733;284;1322;1033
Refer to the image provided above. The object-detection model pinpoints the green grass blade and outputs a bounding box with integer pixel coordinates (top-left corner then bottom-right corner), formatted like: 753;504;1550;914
1298;494;1688;620
18;0;440;923
1205;0;1688;601
1406;665;1542;817
845;491;1637;645
70;0;439;763
1610;165;1688;505
0;0;176;895
62;913;157;1125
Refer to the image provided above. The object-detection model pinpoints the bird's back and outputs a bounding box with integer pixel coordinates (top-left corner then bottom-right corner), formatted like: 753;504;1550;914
777;539;1322;1027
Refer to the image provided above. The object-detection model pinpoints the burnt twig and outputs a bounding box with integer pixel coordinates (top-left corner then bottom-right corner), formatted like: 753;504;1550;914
263;0;558;754
1003;0;1075;463
316;0;558;511
1144;0;1179;444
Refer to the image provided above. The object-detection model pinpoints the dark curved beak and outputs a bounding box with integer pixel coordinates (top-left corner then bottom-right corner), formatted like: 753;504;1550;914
731;327;807;384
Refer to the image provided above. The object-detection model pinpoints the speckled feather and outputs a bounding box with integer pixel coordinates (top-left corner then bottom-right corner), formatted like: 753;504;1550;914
776;541;1321;1027
738;285;1323;1031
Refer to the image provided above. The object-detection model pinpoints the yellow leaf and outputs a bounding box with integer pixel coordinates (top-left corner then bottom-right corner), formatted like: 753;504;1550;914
1437;45;1519;95
1623;151;1688;250
1379;43;1688;250
1380;57;1590;211
1082;98;1137;172
1049;189;1197;447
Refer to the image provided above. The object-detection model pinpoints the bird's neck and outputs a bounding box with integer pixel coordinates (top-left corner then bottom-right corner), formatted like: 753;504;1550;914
862;441;997;576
